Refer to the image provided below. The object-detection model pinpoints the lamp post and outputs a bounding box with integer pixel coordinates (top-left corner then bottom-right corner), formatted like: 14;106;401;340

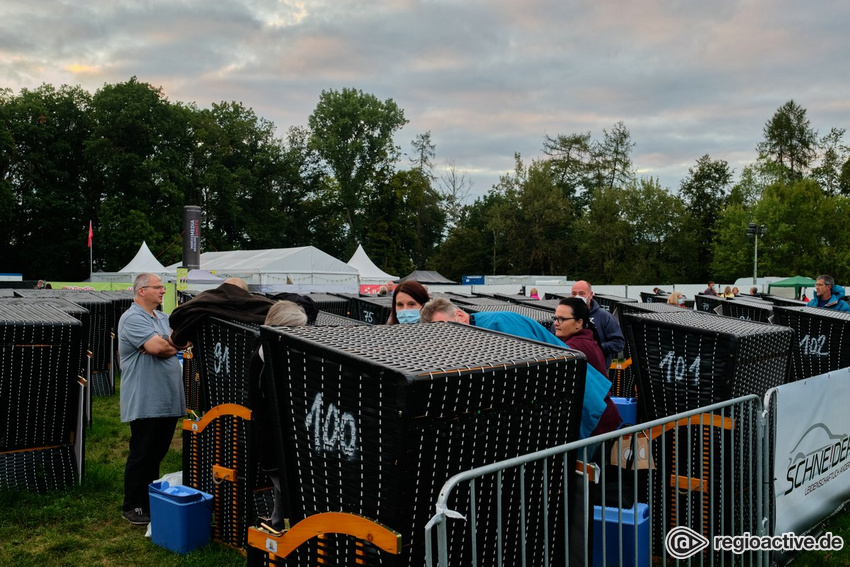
746;222;767;285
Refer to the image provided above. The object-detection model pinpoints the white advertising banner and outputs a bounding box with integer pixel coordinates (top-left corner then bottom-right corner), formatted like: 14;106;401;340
771;367;850;536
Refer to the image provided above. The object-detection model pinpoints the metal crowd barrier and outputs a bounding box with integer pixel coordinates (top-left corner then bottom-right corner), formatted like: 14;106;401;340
425;395;766;567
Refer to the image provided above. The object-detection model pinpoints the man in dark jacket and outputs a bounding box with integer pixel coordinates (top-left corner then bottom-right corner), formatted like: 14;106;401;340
569;280;625;369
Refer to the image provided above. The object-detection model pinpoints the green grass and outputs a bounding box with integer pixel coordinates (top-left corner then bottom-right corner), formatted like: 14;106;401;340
0;380;244;567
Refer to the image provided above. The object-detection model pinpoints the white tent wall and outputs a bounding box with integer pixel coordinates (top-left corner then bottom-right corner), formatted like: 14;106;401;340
166;246;359;294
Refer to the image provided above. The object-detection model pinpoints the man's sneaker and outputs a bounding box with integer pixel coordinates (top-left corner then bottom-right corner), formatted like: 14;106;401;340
122;507;150;525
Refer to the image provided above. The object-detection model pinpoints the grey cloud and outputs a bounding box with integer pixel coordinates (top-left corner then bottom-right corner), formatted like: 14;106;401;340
2;0;849;197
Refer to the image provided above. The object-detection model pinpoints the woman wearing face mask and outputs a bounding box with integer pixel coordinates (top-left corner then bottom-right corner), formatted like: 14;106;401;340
667;291;687;307
386;281;430;324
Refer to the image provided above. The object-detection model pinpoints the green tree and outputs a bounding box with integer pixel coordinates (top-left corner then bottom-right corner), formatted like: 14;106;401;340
756;99;818;183
595;121;636;190
679;155;733;281
1;84;95;279
86;78;194;270
409;131;436;177
363;168;445;275
574;186;631;283
307;88;408;251
429;191;509;279
812;127;849;196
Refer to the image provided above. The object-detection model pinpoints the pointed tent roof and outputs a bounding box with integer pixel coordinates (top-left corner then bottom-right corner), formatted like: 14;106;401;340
119;241;168;273
396;270;456;284
347;244;397;281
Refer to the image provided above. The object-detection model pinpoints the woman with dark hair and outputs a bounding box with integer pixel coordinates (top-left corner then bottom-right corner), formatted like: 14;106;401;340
553;297;607;375
386;281;430;324
553;296;621;437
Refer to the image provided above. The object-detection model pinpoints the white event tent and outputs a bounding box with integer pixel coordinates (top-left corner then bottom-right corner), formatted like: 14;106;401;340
346;244;396;283
166;246;359;292
89;241;171;283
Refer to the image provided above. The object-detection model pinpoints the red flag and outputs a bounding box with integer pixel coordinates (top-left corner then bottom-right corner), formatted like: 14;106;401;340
88;221;93;248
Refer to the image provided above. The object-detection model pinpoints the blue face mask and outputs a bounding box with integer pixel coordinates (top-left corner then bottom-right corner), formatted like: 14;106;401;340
396;309;420;324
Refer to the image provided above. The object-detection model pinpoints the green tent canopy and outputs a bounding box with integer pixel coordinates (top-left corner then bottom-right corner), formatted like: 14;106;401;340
767;275;816;298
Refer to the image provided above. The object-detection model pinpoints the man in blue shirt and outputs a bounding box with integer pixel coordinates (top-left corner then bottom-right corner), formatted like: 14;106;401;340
118;273;186;525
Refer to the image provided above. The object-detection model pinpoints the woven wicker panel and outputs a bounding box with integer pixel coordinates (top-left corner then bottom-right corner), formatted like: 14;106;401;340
14;290;112;373
0;445;77;493
192;317;261;410
183;347;201;413
720;297;774;323
764;295;809;308
594;292;638;313
0;304;84;451
464;304;555;326
347;296;392;324
314;311;370;327
451;296;515;307
308;293;350;317
0;297;90;375
261;323;585;567
522;299;561;311
693;294;725;314
772;306;850;381
183;408;265;549
624;311;792;421
492;293;532;304
642;404;760;559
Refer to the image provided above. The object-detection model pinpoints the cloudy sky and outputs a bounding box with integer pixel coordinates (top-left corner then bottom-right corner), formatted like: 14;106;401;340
2;0;848;198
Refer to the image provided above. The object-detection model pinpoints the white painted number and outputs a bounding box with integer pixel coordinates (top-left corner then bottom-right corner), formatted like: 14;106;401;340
799;334;829;357
213;342;230;375
362;310;374;323
305;392;358;459
659;351;701;385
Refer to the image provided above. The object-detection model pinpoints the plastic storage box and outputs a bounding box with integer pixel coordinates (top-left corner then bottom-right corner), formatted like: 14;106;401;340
593;503;649;567
611;397;637;426
149;481;213;554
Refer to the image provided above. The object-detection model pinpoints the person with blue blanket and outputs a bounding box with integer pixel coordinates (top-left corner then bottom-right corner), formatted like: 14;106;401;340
808;275;850;312
419;297;620;438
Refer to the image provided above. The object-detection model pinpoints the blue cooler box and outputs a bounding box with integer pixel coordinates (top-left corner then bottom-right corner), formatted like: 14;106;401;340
149;481;213;554
611;396;638;426
592;503;649;567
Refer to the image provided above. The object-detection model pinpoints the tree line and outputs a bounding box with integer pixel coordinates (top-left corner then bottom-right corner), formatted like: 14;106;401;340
2;79;849;284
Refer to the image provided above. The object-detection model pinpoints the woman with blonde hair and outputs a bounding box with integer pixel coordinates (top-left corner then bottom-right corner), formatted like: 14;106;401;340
667;291;687;307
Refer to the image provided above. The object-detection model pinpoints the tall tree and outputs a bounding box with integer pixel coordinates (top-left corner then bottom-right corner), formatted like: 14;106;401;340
756;99;818;182
595;121;636;190
86;78;194;270
307;88;408;252
1;84;95;279
812;127;849;196
679;155;733;280
409;131;436;177
438;157;472;231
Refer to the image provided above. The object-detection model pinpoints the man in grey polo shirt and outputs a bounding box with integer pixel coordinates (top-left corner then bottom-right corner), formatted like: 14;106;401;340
119;272;186;525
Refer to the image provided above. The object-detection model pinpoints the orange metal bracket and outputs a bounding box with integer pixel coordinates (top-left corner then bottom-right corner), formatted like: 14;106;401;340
248;511;402;561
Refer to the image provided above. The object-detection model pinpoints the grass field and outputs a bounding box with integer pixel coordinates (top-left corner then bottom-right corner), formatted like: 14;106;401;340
0;381;244;567
2;379;850;566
